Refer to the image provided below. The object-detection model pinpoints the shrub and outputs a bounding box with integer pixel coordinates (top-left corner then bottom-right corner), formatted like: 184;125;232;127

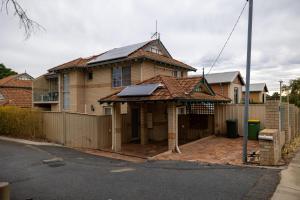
0;106;44;139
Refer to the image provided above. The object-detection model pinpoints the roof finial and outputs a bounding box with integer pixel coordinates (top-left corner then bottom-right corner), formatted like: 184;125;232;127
151;20;160;40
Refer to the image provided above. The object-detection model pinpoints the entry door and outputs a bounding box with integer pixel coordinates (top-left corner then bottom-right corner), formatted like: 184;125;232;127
131;107;140;141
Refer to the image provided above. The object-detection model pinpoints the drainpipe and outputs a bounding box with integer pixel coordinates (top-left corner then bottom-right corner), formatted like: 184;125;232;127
175;106;183;153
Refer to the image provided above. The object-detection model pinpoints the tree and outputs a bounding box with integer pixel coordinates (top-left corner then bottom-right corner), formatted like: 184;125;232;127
287;78;300;107
0;63;17;79
267;92;280;100
1;0;44;39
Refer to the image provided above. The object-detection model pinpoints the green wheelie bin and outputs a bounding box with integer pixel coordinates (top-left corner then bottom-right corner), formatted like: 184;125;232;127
248;120;260;140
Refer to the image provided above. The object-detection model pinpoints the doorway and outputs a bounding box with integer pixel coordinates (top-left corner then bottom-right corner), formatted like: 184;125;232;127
131;107;140;141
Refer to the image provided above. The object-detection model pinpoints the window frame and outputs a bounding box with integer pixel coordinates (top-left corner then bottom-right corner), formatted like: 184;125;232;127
112;66;131;88
103;107;112;115
234;87;239;104
63;73;70;110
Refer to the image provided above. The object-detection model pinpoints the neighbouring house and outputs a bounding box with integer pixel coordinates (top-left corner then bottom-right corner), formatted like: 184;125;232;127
242;83;268;103
0;73;33;108
33;39;196;114
99;74;230;152
202;71;245;104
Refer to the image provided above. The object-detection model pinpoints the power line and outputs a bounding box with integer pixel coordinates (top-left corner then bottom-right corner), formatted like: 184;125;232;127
206;1;248;75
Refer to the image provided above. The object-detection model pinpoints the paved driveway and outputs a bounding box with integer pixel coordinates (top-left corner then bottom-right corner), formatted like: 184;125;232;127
0;140;279;200
154;136;259;165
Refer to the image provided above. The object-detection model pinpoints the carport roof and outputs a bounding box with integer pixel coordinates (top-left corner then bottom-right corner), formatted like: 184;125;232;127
99;75;231;104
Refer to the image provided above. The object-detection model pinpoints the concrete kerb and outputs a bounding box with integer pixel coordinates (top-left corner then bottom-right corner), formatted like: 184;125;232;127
0;136;62;147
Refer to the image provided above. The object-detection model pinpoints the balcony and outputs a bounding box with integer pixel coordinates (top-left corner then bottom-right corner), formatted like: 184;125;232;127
33;74;59;104
33;90;59;103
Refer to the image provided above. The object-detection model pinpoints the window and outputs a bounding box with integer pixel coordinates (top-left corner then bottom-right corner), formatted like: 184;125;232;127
63;73;70;110
112;66;131;87
0;92;4;100
172;70;182;78
234;87;239;104
87;71;93;80
104;107;112;115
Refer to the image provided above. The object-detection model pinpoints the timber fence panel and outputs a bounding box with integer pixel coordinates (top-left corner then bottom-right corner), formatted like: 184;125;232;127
42;112;113;149
98;115;112;149
43;112;64;144
214;104;266;136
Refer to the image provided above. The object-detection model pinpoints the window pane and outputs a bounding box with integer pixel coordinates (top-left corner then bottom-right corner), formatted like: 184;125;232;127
122;66;131;86
112;67;122;87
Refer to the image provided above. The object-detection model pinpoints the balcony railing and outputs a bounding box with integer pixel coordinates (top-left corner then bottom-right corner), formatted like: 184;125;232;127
33;90;59;103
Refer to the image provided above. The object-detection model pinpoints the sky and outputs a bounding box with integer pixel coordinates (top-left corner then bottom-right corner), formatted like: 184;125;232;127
1;0;299;93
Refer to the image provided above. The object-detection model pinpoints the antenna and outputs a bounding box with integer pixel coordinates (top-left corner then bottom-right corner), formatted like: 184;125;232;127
151;20;160;40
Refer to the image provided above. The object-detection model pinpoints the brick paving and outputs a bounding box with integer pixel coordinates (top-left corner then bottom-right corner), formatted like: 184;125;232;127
153;136;259;165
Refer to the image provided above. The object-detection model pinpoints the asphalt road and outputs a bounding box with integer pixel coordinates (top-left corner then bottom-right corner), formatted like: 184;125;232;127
0;140;280;200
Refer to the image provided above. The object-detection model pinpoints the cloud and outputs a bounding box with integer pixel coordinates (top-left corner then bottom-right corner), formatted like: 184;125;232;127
0;0;299;92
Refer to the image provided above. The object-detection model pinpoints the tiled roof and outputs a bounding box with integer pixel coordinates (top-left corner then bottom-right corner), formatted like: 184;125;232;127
0;88;32;108
0;74;32;88
99;75;230;103
128;50;196;71
48;55;100;72
48;40;196;72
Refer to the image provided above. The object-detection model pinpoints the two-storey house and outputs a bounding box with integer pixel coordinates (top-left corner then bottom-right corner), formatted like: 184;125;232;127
33;39;196;115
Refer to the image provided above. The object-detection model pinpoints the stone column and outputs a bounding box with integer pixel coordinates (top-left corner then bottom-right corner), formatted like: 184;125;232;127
140;104;148;145
168;103;176;151
112;103;121;152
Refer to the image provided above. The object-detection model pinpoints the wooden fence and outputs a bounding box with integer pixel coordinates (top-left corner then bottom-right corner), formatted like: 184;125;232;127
43;112;112;149
214;104;266;136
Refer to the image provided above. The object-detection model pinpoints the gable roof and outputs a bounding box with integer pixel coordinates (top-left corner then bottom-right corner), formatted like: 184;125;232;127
204;71;245;85
48;40;196;72
242;83;268;92
0;88;32;108
48;55;100;72
99;75;230;103
88;41;150;64
0;73;33;88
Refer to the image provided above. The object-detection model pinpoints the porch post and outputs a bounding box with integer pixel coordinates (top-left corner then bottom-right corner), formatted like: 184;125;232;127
140;104;148;145
167;103;176;151
112;103;121;152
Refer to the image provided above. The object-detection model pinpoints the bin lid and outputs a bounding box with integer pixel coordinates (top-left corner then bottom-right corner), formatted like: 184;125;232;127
226;119;237;122
248;119;260;123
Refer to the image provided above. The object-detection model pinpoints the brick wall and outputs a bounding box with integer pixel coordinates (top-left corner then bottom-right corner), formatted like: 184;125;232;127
259;129;281;165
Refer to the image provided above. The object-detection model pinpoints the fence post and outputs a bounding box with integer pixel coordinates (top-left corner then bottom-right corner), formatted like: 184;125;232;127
63;112;66;145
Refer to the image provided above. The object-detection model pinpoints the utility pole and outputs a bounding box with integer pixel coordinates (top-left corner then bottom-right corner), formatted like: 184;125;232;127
279;80;283;132
242;0;253;164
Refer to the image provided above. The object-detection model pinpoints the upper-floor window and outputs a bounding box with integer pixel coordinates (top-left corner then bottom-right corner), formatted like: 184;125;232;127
87;71;93;80
150;46;162;55
0;92;4;100
63;73;70;110
234;87;239;104
172;70;182;78
103;107;112;115
112;66;131;88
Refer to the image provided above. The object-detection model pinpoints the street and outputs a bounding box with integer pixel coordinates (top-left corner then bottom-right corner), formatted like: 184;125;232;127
0;140;280;200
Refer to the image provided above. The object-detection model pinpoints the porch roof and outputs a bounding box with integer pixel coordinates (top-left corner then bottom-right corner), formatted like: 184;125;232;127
99;75;231;104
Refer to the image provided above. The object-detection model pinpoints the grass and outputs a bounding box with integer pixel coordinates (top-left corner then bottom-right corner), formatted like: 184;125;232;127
0;106;44;139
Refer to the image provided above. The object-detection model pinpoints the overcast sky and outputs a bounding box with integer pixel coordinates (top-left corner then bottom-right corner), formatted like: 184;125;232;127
1;0;299;92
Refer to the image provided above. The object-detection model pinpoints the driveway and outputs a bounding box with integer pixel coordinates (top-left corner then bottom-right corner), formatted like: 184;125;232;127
0;139;279;200
153;136;259;165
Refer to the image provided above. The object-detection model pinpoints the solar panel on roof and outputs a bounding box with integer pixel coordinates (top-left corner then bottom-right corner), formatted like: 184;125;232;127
117;83;162;97
88;41;149;64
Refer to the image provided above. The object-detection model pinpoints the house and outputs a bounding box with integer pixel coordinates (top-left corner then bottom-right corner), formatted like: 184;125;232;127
0;73;33;108
33;39;196;114
242;83;268;103
99;75;230;152
203;71;245;104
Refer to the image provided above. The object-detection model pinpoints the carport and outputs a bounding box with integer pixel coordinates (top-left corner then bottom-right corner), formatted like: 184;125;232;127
99;75;230;156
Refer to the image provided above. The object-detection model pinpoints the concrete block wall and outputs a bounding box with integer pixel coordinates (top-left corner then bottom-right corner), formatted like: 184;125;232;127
265;101;280;130
281;103;291;144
